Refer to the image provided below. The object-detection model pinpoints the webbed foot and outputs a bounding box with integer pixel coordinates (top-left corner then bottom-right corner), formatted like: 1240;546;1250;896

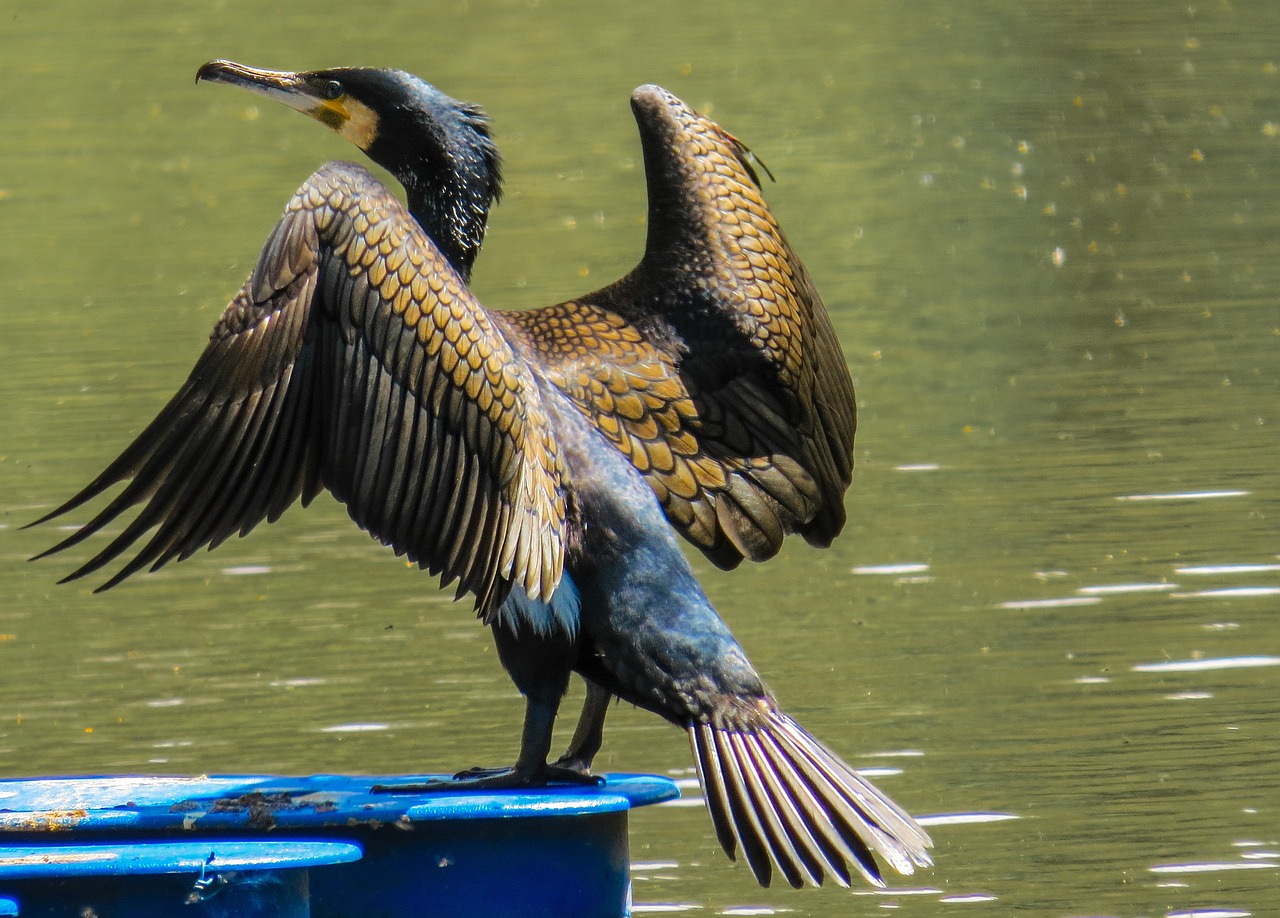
371;763;603;793
551;751;594;774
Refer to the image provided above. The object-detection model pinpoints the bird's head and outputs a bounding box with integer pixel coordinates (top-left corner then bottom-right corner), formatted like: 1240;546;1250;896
197;60;501;282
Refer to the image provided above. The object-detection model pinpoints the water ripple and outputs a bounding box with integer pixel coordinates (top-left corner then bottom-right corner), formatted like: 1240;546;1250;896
1175;564;1280;575
852;563;931;575
916;812;1020;827
1115;490;1249;501
1150;862;1278;874
318;722;390;733
999;597;1101;610
1133;656;1280;673
1172;587;1280;599
1077;583;1177;595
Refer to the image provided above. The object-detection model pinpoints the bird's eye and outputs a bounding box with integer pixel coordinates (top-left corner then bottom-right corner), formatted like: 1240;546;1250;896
320;80;343;101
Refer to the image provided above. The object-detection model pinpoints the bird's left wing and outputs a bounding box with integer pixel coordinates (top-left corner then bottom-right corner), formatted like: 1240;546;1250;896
507;87;855;571
31;161;567;613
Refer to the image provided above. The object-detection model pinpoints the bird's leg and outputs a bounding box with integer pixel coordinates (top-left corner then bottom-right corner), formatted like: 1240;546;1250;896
446;694;600;787
553;679;611;773
372;619;600;793
372;695;597;792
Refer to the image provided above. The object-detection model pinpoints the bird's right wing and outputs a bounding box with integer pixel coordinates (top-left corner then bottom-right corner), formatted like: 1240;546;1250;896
32;161;567;613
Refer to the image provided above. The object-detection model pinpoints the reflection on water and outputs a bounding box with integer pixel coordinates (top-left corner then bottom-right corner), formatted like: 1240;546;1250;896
3;1;1279;916
1133;656;1280;673
917;813;1020;828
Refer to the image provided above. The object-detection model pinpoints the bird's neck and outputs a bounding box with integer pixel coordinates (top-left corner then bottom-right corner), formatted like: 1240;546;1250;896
404;180;486;285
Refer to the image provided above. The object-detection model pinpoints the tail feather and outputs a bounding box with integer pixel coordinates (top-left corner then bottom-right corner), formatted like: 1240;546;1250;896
730;730;822;888
765;713;925;877
691;726;741;864
750;729;855;886
713;728;777;886
688;710;932;888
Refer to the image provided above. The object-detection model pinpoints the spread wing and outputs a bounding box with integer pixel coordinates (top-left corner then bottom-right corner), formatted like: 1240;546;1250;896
508;86;855;569
32;161;567;613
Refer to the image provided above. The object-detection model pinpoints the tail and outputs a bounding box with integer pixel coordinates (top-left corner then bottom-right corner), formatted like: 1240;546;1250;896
689;709;932;888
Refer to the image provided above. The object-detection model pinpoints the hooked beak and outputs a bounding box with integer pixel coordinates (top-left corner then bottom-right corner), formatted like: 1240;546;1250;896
197;59;376;148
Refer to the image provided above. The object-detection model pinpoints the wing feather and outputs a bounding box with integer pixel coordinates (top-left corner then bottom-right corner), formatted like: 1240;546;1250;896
33;161;567;612
503;87;855;570
625;86;856;553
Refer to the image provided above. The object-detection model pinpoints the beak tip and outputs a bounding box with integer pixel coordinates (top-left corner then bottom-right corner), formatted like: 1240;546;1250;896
195;59;242;87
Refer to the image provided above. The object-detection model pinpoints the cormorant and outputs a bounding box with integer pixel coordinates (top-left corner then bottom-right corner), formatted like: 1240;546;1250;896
30;62;931;888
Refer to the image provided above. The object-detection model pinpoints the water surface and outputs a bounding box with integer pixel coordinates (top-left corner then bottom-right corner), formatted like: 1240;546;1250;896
2;2;1278;915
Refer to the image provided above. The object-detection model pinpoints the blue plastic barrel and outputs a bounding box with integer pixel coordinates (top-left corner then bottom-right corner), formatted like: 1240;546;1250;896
0;773;678;918
0;839;360;917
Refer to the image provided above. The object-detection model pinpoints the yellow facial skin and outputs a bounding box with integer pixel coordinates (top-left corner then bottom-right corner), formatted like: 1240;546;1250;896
309;94;379;151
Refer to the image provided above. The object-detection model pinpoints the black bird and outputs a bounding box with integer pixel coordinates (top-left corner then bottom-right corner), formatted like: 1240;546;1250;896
30;62;931;888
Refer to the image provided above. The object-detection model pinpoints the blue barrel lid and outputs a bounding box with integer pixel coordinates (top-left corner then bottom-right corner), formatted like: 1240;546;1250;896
0;773;679;835
0;838;362;878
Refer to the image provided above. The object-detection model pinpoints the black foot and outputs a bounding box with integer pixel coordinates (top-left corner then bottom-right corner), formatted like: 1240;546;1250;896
371;763;603;793
551;751;594;774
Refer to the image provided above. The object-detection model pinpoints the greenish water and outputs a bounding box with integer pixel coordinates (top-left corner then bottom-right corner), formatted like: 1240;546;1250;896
3;2;1279;915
